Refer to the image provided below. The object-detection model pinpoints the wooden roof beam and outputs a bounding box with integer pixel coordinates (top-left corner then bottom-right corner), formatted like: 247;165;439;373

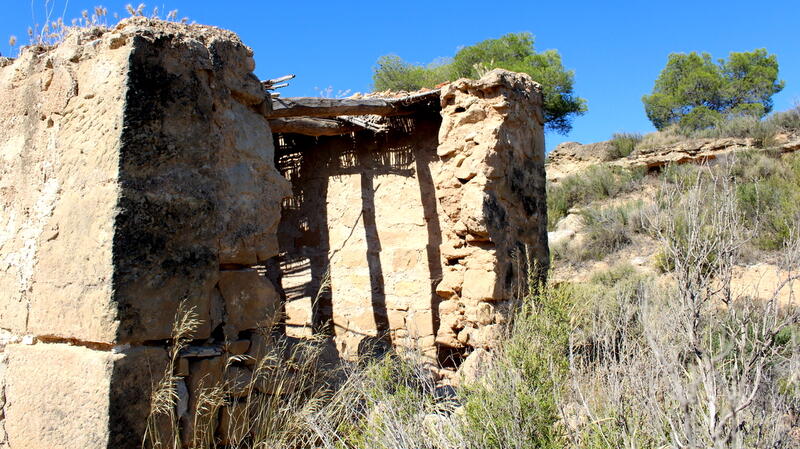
267;90;440;119
268;97;402;118
268;117;361;136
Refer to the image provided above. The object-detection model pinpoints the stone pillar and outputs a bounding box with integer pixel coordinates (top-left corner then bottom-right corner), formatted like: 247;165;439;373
0;19;287;449
433;69;549;351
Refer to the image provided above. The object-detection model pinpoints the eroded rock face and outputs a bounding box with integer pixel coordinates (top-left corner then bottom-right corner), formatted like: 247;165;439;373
546;133;800;182
0;19;287;449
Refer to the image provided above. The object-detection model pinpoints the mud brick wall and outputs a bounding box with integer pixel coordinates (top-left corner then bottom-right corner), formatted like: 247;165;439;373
277;113;444;360
0;19;287;449
278;69;548;363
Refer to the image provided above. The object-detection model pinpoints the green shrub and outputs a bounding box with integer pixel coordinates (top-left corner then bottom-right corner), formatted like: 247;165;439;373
659;161;702;186
733;152;800;250
570;201;644;261
460;285;572;449
606;132;642;160
547;165;645;229
652;247;674;273
589;262;639;287
766;104;800;132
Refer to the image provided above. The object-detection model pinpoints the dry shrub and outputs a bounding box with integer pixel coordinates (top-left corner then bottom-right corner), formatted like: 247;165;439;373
635;105;800;154
142;305;338;449
561;168;800;448
636;125;685;151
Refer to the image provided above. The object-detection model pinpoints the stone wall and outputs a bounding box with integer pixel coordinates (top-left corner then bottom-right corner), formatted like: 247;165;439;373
0;19;287;449
277;112;443;360
277;70;548;365
433;71;549;354
0;18;547;447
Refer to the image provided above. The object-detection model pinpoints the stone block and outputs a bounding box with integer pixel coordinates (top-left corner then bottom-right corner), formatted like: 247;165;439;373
406;310;435;338
394;280;428;298
436;267;464;297
391;248;422;271
456;348;493;386
225;366;252;397
461;268;502;300
387;310;407;330
226;339;251;355
245;332;275;367
464;301;495;325
4;343;167;449
218;270;280;334
184;356;225;442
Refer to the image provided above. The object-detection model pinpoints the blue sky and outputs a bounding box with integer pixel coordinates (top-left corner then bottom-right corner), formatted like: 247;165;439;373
3;0;799;151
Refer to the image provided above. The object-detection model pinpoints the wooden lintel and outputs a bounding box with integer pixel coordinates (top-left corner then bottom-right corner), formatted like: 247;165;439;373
269;117;361;136
268;97;404;118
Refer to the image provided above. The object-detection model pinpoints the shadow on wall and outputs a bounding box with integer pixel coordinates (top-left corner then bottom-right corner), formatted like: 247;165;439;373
274;111;443;360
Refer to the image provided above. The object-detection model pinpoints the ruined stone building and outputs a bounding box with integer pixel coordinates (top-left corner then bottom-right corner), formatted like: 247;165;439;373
0;19;547;449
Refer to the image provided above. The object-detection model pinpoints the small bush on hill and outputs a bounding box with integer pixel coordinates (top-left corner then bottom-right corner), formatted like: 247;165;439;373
547;165;645;229
769;104;800;131
659;161;702;186
605;132;642;160
733;152;800;250
560;201;645;262
655;151;799;254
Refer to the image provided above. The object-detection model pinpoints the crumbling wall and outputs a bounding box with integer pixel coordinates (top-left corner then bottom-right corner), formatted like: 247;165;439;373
433;70;548;352
0;19;287;449
278;70;548;364
0;17;546;447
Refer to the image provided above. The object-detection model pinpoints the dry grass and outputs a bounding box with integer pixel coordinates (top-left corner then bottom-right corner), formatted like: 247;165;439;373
547;165;645;230
7;3;187;55
634;105;800;153
143;166;800;448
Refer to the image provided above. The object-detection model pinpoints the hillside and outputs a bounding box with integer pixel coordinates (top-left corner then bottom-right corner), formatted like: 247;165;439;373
545;110;800;298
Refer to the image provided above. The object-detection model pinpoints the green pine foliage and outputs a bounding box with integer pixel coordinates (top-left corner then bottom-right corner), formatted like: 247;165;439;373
642;49;784;131
372;33;587;134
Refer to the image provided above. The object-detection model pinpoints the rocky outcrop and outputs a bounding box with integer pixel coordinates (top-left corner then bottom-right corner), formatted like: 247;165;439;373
547;134;800;182
546;140;610;180
623;137;755;169
0;19;287;449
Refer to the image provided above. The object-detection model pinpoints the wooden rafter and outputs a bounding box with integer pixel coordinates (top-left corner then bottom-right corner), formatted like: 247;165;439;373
268;117;361;136
267;90;440;119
